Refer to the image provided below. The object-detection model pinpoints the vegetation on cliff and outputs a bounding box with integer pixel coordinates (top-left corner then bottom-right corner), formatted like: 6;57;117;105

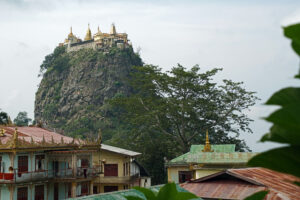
35;46;142;139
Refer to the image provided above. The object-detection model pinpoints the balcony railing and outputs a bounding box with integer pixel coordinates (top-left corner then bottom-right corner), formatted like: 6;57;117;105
0;167;100;183
96;173;141;184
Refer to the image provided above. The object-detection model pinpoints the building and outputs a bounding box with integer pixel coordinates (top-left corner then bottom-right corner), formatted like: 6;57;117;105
59;24;131;52
0;126;150;199
92;144;151;194
180;167;300;200
0;126;100;200
166;131;257;183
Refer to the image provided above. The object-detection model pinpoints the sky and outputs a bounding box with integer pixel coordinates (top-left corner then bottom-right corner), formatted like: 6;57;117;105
0;0;300;152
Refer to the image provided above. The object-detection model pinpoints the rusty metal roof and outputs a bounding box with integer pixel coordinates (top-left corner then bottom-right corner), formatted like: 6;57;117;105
0;126;77;145
181;167;300;200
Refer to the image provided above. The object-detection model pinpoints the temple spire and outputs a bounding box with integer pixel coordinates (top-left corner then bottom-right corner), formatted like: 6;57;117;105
68;26;74;38
202;129;214;152
97;25;102;33
110;23;116;35
84;23;92;41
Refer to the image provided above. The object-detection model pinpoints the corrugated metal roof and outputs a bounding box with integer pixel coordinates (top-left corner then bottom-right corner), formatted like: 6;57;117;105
169;144;256;165
0;126;77;145
69;184;202;200
181;167;300;200
181;180;266;199
170;152;257;164
190;144;236;153
101;144;141;157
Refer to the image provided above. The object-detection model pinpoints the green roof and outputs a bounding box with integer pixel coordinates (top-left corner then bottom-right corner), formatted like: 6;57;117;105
169;144;257;164
190;144;236;153
69;185;202;200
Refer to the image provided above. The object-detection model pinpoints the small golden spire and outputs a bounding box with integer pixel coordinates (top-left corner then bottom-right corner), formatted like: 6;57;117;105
0;129;5;137
110;23;116;35
11;128;18;148
84;23;92;41
202;129;214;152
68;26;74;38
97;26;102;33
42;135;46;144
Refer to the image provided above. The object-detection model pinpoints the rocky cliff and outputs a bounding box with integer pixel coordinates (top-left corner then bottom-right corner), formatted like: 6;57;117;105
35;46;142;139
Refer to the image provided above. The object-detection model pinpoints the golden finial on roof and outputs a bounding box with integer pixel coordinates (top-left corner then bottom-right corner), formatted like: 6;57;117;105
11;128;18;148
0;129;5;137
110;23;116;35
97;26;102;34
202;129;214;152
61;136;64;144
68;26;74;38
84;23;92;41
31;136;34;144
42;135;46;144
51;135;55;144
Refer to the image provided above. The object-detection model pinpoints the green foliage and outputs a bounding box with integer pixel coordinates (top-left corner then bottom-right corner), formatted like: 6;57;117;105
13;111;32;126
43;103;58;120
246;23;300;200
39;46;69;76
109;64;258;184
248;23;300;179
111;64;258;153
125;183;199;200
244;191;268;200
0;109;10;125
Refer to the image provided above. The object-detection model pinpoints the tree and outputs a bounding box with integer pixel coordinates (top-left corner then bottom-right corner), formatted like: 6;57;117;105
14;111;32;126
0;109;10;125
109;64;258;184
111;64;258;153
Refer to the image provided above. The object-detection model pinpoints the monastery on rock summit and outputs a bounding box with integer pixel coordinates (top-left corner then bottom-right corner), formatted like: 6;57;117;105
59;24;131;52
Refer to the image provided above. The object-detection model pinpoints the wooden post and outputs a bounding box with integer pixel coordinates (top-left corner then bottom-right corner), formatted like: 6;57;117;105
71;182;77;198
89;181;94;195
72;154;77;177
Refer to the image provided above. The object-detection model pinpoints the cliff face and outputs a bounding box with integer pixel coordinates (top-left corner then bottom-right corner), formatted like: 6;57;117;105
35;47;142;138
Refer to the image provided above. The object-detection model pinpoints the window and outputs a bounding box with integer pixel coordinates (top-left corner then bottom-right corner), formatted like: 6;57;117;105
81;159;89;168
17;187;28;200
93;186;98;194
35;155;45;171
178;171;193;183
35;185;44;200
0;156;2;172
104;164;118;177
104;186;118;193
54;183;58;200
18;156;28;173
67;183;72;198
81;182;89;196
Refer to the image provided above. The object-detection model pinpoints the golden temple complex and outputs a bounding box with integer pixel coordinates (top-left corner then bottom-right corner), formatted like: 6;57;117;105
60;23;130;52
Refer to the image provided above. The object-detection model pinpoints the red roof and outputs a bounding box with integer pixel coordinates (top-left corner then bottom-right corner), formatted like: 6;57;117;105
181;168;300;200
0;126;77;145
